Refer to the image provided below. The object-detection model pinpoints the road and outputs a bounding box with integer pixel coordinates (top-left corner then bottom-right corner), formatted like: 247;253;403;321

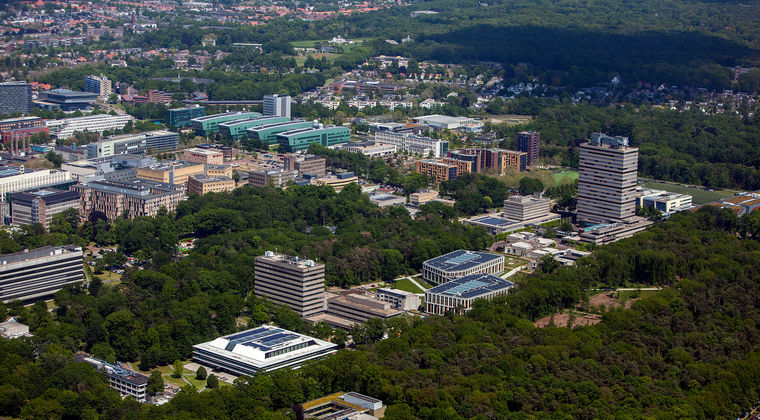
93;101;128;115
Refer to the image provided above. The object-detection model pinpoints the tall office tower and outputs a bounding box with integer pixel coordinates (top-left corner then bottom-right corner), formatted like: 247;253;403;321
263;94;291;118
576;133;639;224
0;82;32;115
516;131;540;166
254;251;325;318
84;75;112;98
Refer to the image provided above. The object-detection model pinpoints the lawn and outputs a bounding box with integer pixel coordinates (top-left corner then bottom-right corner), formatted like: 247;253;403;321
553;170;578;184
393;278;425;294
642;181;731;205
503;255;529;269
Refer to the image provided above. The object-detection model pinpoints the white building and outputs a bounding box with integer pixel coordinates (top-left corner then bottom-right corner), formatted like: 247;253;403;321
0;319;30;339
339;142;397;157
636;187;693;215
503;193;551;222
192;325;337;376
374;131;448;157
0;168;72;203
376;288;421;311
263;94;291;119
425;273;514;315
422;249;505;285
413;115;483;132
47;114;134;139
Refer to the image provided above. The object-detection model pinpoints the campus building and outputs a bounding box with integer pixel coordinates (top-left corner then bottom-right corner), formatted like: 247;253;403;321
263;94;291;118
425;273;514;315
376;288;421;311
249;168;298;188
0;116;48;145
187;174;235;195
246;121;313;145
516;131;540;166
284;155;327;177
74;354;148;403
503;193;551;222
0;168;72;203
192;326;337;376
0;82;33;114
338;141;397;157
422;250;505;285
374;131;448;157
86;130;180;158
325;292;402;326
0;245;83;303
182;147;224;165
416;160;457;182
413;115;483;132
84;75;112;98
73;179;184;220
636;188;693;216
576;133;639;224
191;111;261;136
313;173;358;191
276;125;350;152
296;392;384;420
9;188;80;228
36;89;98;111
254;251;325;318
167;105;206;128
137;161;205;186
219;116;290;141
47;114;134;140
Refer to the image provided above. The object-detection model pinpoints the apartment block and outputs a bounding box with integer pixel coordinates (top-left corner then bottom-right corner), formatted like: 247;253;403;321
9;188;80;228
516;131;540;166
254;252;325;318
73;179;184;220
416;160;457;182
0;82;33;114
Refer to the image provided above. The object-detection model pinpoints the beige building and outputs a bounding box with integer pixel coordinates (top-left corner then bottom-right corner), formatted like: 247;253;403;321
182;148;224;165
416;160;457;182
204;164;233;178
188;175;235;195
72;179;183;220
249;168;298;188
314;174;359;191
254;252;325;318
137;161;205;186
503;193;551;222
284;155;326;177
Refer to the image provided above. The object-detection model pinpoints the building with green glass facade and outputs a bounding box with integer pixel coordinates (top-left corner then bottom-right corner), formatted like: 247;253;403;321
246;121;314;145
191;111;261;136
218;116;290;141
276;126;350;152
168;106;206;128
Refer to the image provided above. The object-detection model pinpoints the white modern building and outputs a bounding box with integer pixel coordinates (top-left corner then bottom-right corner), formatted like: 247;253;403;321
413;115;483;132
636;187;693;215
263;94;291;119
374;131;448;157
0;168;72;203
422;249;505;285
46;114;134;139
339;142;397;157
192;325;337;376
503;193;551;222
425;273;514;315
86;130;179;158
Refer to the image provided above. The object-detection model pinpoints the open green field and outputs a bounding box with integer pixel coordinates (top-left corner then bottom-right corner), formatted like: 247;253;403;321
393;278;425;294
553;170;578;184
642;181;731;205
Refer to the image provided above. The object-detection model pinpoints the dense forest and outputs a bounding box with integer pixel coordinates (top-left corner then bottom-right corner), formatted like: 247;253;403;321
1;195;760;417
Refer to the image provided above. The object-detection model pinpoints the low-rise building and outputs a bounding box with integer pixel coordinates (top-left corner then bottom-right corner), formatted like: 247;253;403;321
247;121;313;145
182;147;224;165
74;354;148;403
325;291;402;326
86;130;179;158
9;188;80;228
296;392;384;420
219;116;290;141
425;273;514;315
137;161;205;186
718;192;760;216
339;141;397;157
47;114;134;140
413;114;483;132
192;325;337;376
276;125;350;152
313;173;358;191
188;175;235;195
635;188;693;215
0;168;73;204
191;111;261;136
369;192;405;207
249;168;298;188
409;190;439;207
36;89;98;111
73;179;184;220
284;155;327;177
576;217;653;245
168;105;206;128
376;288;421;311
416;159;457;182
374;131;448;157
0;319;30;339
0;245;83;303
422;249;505;285
503;193;551;222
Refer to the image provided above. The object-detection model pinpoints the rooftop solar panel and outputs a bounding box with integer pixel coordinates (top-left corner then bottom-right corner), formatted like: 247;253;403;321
428;273;514;297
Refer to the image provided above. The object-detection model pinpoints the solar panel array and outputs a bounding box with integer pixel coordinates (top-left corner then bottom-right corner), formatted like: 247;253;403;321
474;216;515;227
424;250;502;271
429;273;514;298
223;327;303;352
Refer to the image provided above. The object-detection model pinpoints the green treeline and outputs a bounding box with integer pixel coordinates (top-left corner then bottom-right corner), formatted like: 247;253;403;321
2;205;760;417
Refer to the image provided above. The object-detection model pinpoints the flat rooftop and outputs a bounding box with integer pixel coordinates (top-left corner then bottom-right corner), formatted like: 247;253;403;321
256;251;323;269
427;273;514;299
423;250;503;272
0;245;81;267
191;111;260;123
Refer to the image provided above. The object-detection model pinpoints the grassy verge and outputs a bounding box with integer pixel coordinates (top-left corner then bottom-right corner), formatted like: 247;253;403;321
393;278;425;294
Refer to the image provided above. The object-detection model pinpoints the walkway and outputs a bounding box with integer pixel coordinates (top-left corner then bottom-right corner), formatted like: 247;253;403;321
406;276;428;295
500;265;526;280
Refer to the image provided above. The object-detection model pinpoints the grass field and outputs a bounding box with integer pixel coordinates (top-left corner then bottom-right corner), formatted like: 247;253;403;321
503;255;529;269
553;170;578;184
393;278;425;294
642;181;731;205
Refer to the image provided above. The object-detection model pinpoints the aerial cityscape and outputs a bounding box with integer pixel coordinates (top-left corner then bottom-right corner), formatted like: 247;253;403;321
0;0;759;418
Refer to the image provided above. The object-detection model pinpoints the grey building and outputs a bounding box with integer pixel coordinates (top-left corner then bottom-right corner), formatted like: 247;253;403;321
254;251;325;318
0;245;83;303
422;250;505;285
263;94;291;118
503;193;551;222
0;82;33;115
248;168;298;188
576;133;639;224
9;188;80;228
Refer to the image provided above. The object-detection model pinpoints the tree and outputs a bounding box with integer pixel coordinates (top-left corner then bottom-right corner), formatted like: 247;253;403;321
44;151;63;168
147;371;164;395
172;360;184;378
195;366;207;380
206;374;219;389
519;177;544;195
